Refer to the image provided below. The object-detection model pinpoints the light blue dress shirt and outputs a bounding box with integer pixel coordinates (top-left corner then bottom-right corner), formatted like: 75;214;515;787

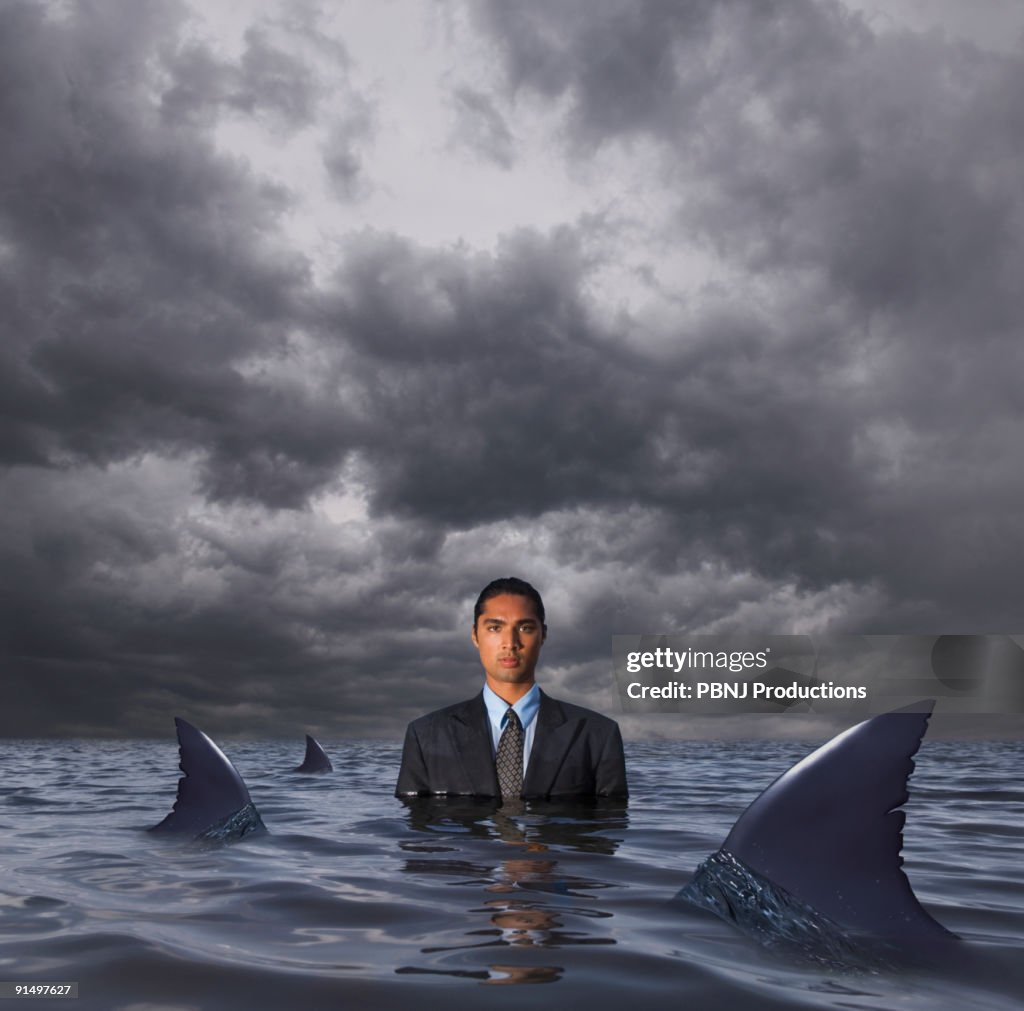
482;682;540;776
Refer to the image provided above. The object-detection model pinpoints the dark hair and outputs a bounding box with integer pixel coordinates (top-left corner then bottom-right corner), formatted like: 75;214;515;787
473;577;546;628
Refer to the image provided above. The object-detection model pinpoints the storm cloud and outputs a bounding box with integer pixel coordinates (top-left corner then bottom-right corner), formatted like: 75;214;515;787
2;0;1022;738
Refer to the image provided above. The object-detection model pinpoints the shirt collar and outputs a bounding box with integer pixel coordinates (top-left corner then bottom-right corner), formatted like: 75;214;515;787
482;682;541;730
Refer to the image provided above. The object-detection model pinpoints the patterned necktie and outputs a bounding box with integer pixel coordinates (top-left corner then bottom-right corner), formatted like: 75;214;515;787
495;707;524;800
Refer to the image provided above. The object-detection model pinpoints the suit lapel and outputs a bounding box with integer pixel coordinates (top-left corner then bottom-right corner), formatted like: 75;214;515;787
523;690;580;796
448;693;500;796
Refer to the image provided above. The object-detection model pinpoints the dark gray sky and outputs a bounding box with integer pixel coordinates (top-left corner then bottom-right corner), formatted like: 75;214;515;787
3;0;1024;739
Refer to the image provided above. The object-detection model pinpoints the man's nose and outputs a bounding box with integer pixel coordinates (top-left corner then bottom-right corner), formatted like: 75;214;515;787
504;628;522;649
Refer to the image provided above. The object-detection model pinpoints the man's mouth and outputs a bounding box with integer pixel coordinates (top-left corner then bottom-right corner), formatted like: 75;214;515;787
499;656;520;666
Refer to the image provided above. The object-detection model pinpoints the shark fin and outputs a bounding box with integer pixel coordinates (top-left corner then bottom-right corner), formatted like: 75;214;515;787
150;717;265;840
295;733;333;773
714;700;953;941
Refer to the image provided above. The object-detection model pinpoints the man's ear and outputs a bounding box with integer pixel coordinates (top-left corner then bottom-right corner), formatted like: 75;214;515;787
471;623;478;647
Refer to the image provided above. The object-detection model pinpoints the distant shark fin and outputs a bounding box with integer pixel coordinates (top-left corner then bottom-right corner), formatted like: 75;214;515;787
708;700;953;941
295;733;333;773
150;717;265;840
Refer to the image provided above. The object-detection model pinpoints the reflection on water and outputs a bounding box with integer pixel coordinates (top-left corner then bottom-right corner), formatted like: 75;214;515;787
396;797;626;983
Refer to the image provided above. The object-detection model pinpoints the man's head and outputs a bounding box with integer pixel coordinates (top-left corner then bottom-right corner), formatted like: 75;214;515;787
471;577;547;700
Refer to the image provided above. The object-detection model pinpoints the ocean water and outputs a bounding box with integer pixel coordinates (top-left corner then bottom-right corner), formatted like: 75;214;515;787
1;736;1022;1011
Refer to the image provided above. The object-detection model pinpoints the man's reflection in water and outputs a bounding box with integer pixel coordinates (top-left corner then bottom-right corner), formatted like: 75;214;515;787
483;964;562;985
395;964;563;985
489;906;558;941
395;797;627;984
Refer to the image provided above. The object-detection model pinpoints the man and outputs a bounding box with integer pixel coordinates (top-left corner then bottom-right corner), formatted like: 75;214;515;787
395;577;628;800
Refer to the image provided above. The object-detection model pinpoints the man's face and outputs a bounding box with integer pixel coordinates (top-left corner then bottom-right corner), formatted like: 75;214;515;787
472;593;546;693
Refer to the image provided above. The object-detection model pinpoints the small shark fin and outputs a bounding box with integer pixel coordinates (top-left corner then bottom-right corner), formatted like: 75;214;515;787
295;733;333;773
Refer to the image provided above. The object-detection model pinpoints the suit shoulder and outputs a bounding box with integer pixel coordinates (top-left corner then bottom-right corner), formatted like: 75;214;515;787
543;695;621;731
406;695;481;731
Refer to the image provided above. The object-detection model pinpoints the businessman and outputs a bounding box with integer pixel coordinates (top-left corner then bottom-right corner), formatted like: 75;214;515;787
396;577;628;800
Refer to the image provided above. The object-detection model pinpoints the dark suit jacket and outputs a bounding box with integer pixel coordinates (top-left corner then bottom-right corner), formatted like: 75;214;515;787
395;689;628;799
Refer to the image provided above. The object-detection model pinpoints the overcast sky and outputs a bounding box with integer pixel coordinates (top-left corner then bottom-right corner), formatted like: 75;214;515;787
3;0;1024;740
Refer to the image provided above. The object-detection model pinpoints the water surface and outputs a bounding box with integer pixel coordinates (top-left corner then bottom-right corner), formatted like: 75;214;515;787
1;738;1021;1010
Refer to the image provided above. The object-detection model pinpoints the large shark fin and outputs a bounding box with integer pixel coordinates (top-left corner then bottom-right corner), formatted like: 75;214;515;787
716;700;953;940
295;733;333;773
150;717;265;840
